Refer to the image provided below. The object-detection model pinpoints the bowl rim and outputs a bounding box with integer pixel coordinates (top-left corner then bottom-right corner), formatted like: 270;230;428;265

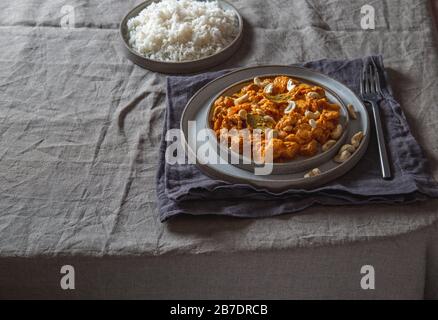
119;0;244;65
205;74;351;168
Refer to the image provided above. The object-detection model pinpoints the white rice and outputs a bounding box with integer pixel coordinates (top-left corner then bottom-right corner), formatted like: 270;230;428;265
127;0;239;62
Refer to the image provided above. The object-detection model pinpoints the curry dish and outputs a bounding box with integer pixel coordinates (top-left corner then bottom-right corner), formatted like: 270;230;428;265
210;76;343;162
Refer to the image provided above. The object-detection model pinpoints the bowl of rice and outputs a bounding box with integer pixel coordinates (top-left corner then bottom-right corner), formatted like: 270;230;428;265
120;0;243;74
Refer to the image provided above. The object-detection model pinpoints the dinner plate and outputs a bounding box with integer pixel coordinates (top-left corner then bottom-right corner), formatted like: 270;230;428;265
205;76;350;174
119;0;244;74
180;65;370;190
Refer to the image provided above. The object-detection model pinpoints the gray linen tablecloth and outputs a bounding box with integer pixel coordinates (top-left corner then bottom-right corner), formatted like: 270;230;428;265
0;0;437;299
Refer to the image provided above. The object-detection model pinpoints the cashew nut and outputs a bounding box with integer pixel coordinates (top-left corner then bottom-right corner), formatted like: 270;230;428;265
330;124;343;139
305;110;321;119
306;91;320;99
347;104;357;120
351;131;364;148
339;144;356;154
284;101;296;114
309;119;317;129
287;79;296;92
238;109;247;120
234;93;249;106
264;83;274;94
322;139;337;151
263;115;275;123
304;168;322;178
283;126;293;132
254;108;265;116
334;150;351;163
254;77;269;88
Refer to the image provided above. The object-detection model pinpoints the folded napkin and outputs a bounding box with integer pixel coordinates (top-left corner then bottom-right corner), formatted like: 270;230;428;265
156;56;438;222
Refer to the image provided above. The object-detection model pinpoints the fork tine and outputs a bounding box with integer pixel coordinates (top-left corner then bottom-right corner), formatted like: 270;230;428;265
368;64;376;93
365;63;371;94
375;70;382;95
361;62;369;94
371;60;383;95
360;63;365;95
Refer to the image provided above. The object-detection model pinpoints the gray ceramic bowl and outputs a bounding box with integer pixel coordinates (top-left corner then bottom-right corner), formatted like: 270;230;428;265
206;75;350;175
119;0;244;74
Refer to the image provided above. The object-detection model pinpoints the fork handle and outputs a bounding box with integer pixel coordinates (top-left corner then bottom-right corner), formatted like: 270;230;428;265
369;100;392;179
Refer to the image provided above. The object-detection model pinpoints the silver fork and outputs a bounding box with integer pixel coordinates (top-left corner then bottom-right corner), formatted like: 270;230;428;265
360;60;392;179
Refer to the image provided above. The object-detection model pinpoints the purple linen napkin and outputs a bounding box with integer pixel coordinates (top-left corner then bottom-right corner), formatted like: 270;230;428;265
156;56;438;221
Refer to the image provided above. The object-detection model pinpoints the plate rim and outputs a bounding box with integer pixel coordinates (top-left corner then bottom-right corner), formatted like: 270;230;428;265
179;64;370;190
